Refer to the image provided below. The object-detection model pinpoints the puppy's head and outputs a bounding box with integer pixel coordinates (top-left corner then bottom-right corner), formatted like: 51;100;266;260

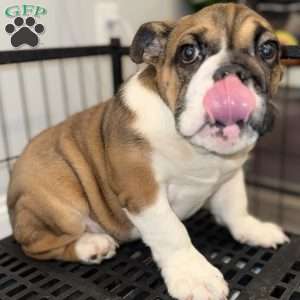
130;3;284;155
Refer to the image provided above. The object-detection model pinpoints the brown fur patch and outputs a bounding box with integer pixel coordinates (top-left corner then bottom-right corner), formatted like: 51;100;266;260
8;95;158;260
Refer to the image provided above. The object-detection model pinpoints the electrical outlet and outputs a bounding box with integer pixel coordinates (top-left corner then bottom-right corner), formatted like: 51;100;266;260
94;1;120;44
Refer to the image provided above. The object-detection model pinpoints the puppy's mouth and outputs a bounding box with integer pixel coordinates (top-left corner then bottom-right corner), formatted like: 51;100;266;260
191;119;251;144
187;75;259;148
201;120;247;140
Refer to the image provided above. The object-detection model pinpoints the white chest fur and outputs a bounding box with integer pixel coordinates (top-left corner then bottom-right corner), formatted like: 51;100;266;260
124;73;247;220
154;144;245;220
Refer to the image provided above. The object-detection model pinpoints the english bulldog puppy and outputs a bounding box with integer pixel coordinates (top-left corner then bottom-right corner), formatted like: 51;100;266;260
8;3;288;300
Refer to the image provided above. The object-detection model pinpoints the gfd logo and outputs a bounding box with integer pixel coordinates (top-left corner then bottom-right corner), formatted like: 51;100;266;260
5;5;47;48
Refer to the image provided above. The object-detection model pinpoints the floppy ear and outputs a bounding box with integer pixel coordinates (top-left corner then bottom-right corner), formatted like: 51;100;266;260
130;21;175;65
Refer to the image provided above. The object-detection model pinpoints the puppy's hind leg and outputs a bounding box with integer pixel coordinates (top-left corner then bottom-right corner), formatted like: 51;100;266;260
11;196;118;263
13;208;84;262
209;170;289;248
21;226;118;264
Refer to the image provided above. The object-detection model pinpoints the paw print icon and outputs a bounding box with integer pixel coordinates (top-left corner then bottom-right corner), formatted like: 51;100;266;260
5;17;45;47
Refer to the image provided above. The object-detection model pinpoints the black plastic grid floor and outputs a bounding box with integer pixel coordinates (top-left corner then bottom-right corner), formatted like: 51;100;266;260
0;210;299;300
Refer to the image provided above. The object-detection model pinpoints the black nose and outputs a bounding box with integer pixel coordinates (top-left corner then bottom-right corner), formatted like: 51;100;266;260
213;64;251;82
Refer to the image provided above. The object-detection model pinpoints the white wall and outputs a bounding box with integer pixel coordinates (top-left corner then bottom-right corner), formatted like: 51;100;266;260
116;0;190;33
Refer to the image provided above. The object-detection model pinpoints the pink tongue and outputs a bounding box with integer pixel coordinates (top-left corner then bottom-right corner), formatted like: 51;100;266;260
223;124;240;140
203;75;256;127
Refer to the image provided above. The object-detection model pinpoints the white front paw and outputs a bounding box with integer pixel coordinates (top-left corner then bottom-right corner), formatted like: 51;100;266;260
162;247;229;300
231;216;289;248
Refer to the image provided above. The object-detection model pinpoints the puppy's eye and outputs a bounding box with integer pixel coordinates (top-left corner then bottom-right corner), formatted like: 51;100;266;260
180;44;200;64
259;41;278;62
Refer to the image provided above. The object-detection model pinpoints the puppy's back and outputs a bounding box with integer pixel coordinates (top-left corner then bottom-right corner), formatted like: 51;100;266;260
7;100;133;261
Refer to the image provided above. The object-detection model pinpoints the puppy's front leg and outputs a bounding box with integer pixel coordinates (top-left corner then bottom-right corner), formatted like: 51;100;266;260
127;187;228;300
209;170;289;248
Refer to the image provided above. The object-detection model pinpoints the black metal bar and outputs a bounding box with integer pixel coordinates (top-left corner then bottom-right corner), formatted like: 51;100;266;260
277;69;291;224
0;84;12;172
251;146;300;157
247;180;300;198
0;156;18;165
281;46;300;60
39;61;51;127
0;44;298;65
94;57;103;102
17;64;31;140
58;60;70;117
0;45;129;65
77;59;88;109
110;38;124;93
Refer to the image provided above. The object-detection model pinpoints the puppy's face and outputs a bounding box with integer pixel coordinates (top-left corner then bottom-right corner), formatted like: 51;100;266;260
130;4;284;155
